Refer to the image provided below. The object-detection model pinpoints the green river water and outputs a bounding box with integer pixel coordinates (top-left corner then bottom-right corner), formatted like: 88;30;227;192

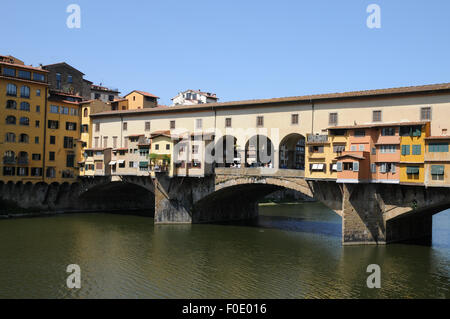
0;202;448;299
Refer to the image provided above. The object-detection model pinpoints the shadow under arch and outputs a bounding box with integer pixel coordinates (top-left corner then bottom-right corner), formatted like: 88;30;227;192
214;135;239;168
79;181;155;215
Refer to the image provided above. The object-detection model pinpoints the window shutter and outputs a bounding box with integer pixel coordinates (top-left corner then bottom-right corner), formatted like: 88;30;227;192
353;162;359;172
371;163;376;173
391;163;396;173
380;163;386;173
337;162;343;172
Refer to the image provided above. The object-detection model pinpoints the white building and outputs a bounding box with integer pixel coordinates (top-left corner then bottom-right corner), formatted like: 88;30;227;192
171;89;219;106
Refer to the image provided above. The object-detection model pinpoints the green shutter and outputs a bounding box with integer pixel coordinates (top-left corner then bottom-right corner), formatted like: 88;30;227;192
406;166;420;174
431;165;444;175
412;145;421;155
336;162;343;172
402;145;410;155
139;161;149;168
353;162;359;172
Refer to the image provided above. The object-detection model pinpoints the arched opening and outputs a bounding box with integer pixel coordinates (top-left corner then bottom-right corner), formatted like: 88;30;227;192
245;135;274;167
279;133;305;170
215;135;239;167
79;182;155;215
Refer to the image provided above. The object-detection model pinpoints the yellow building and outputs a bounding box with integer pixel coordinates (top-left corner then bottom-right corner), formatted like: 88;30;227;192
1;55;49;183
305;129;348;180
124;90;159;110
424;136;450;187
399;122;430;185
149;131;174;177
45;91;82;182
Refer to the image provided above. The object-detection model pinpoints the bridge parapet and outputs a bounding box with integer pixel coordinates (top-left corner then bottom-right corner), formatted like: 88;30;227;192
215;167;305;178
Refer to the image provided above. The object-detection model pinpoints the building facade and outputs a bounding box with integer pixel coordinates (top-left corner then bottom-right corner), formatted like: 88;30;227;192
171;89;219;106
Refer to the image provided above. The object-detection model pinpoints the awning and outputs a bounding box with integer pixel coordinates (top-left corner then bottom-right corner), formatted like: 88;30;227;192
109;161;117;166
118;160;125;164
406;166;420;174
332;164;338;171
431;165;445;175
139;161;149;168
312;164;324;171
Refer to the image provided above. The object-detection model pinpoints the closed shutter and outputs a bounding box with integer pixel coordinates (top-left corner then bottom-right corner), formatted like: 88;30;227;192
391;163;396;173
353;162;359;172
337;162;343;172
371;163;376;173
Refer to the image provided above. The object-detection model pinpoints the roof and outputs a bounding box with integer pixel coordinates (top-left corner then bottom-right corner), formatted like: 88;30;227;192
91;84;120;93
91;83;450;118
328;121;430;130
125;90;159;99
127;134;145;138
172;89;218;100
0;60;49;72
425;136;450;140
43;62;85;75
335;153;366;160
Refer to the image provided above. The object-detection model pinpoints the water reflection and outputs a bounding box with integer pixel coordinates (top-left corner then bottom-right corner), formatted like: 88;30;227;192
0;204;448;299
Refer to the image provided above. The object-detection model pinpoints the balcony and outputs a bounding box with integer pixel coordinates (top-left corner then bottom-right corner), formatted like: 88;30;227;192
17;157;29;165
307;134;328;144
3;156;16;164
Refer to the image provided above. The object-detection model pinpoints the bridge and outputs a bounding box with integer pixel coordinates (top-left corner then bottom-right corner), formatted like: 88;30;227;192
1;169;450;245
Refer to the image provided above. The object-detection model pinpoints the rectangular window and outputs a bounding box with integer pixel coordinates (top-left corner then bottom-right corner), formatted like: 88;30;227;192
145;122;150;131
18;70;31;80
94;137;99;148
103;137;108;148
333;145;345;153
381;127;395;136
66;154;75;168
50;136;56;144
155;144;159;150
380;145;396;154
113;137;118;149
123;122;128;131
196;119;203;129
354;130;366;137
67;75;73;83
256;116;264;127
36;90;41;97
291;114;299;125
170;121;175;129
329;113;338;126
371;147;376;155
421;107;431;121
192;145;199;154
428;143;449;153
96;162;103;170
64;137;74;149
373;110;382;122
35;120;40;128
32;154;41;161
412;145;421;155
66;122;77;131
50;105;59;113
401;145;410;155
371;163;376;173
95;123;100;132
49;152;55;161
431;165;445;180
3;67;15;77
358;145;365;151
33;73;45;82
406;166;420;175
48;120;59;129
350;145;357;151
81;124;89;133
225;118;232;128
3;167;15;176
35;136;39;144
36;105;40;113
31;168;43;177
166;144;170;150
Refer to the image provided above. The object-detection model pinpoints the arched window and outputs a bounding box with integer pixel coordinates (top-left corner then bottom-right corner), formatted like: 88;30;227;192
18;151;28;164
46;167;56;178
3;150;15;164
20;85;30;98
5;133;16;143
6;115;16;124
6;100;17;109
19;117;29;126
19;134;29;143
20;102;30;111
6;84;17;96
83;108;88;117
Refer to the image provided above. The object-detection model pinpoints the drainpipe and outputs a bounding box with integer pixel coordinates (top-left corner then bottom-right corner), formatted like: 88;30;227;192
42;87;49;182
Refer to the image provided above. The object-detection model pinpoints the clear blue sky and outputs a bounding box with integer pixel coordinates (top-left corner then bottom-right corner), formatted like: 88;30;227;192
1;0;449;105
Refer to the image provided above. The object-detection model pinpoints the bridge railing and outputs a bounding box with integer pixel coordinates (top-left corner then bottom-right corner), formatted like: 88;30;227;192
215;167;305;178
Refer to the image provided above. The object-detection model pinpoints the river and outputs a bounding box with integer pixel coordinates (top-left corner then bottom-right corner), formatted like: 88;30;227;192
0;202;448;299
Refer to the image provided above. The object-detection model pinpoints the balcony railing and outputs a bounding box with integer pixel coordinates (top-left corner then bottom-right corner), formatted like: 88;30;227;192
18;158;29;165
307;134;328;143
3;156;16;164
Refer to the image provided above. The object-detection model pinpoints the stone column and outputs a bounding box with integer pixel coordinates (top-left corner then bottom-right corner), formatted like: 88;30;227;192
341;183;386;245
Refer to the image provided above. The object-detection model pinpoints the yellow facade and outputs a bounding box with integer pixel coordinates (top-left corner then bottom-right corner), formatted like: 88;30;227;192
125;91;158;110
45;93;82;183
149;135;174;177
305;132;347;180
399;123;430;184
1;62;48;183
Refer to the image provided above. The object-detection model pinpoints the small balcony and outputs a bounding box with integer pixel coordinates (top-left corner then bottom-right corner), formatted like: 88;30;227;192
307;134;328;144
3;156;16;164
